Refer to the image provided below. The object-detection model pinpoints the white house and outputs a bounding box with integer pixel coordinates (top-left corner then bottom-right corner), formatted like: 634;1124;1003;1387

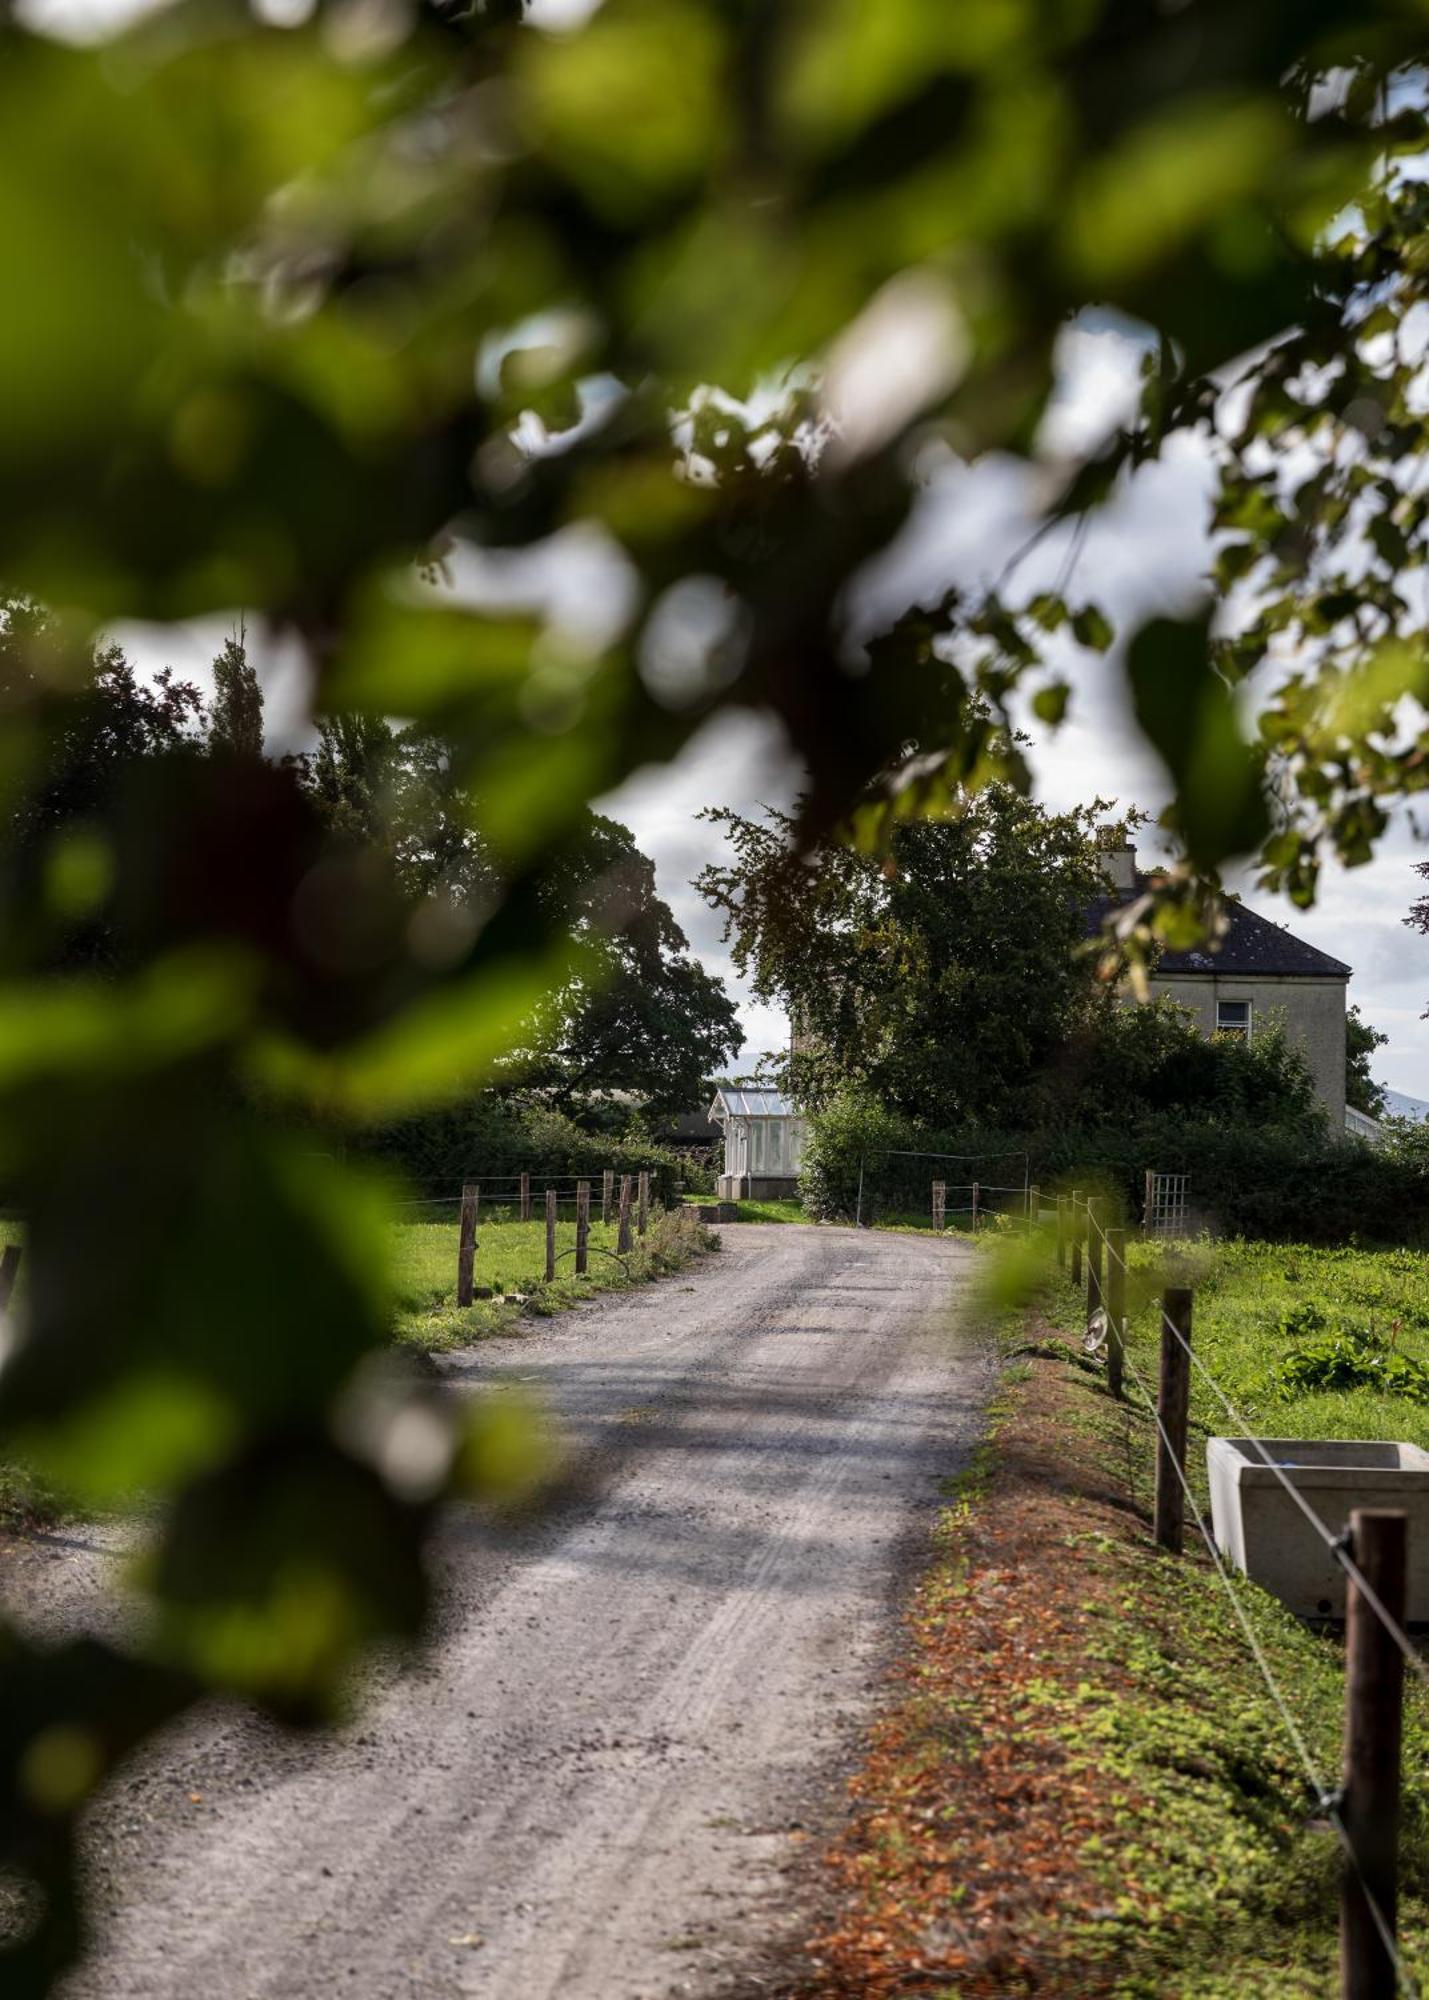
1093;837;1351;1128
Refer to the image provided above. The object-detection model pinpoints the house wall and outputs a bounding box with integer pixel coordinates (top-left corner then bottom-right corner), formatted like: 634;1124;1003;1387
1148;972;1348;1125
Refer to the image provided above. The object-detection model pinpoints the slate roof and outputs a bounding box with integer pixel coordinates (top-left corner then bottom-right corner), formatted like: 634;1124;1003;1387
1087;881;1351;979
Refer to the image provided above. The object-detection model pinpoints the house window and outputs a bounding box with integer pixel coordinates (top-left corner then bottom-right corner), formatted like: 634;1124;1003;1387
1216;999;1252;1041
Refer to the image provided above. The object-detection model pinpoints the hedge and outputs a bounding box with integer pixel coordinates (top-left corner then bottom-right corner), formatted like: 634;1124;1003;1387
350;1098;687;1206
800;1094;1429;1245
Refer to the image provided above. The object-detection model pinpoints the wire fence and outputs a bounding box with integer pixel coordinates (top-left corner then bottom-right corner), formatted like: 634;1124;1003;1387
1120;1344;1416;1994
392;1170;688;1218
855;1149;1031;1228
1065;1190;1422;1993
1082;1196;1429;1691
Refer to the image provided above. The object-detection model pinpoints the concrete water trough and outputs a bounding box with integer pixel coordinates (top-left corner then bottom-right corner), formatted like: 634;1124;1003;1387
1207;1436;1429;1623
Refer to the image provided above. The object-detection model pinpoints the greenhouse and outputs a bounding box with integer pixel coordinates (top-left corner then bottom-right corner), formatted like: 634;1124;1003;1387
709;1085;807;1202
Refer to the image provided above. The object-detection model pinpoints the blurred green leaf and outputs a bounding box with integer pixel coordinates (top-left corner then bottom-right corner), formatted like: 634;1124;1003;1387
1070;605;1114;653
520;0;725;220
1125;614;1269;867
1031;681;1070;725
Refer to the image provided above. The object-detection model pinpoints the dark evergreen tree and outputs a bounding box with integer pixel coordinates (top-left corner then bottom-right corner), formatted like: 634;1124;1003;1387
208;629;264;760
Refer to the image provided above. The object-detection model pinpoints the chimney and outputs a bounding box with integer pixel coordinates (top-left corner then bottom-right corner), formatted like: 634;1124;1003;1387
1097;827;1137;895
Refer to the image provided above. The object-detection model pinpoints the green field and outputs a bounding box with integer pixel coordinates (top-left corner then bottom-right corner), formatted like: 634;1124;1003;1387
391;1202;712;1350
1095;1237;1429;1469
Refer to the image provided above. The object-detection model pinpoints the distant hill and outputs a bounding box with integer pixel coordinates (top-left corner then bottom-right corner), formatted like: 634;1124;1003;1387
1384;1089;1429;1124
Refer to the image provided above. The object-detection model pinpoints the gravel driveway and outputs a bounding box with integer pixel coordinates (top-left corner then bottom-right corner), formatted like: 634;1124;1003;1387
31;1221;987;2000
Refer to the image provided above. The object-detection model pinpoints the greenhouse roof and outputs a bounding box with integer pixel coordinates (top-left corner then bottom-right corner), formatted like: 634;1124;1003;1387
710;1086;797;1120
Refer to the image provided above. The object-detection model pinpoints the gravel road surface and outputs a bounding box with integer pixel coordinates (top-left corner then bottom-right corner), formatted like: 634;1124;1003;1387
19;1222;987;1999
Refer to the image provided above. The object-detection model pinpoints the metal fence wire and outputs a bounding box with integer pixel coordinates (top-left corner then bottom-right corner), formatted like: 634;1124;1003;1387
1071;1193;1423;1995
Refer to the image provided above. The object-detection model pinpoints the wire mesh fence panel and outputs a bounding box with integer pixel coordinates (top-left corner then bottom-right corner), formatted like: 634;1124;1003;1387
853;1149;1029;1226
1144;1171;1189;1238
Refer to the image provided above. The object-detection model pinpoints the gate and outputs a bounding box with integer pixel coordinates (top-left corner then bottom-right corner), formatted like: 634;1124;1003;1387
1143;1170;1189;1238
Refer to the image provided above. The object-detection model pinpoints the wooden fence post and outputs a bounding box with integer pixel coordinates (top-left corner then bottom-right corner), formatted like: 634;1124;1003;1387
544;1186;557;1281
1341;1507;1407;2000
1143;1167;1154;1235
1154;1285;1193;1553
1086;1198;1103;1330
932;1181;946;1232
1056;1196;1067;1269
0;1244;22;1311
1028;1184;1039;1234
971;1182;980;1233
617;1174;633;1254
602;1169;613;1227
575;1180;590;1276
1071;1192;1082;1287
456;1183;479;1307
637;1170;649;1237
520;1171;531;1223
1105;1224;1126;1402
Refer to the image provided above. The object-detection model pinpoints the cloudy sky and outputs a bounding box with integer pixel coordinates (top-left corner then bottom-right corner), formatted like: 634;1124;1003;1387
118;320;1429;1105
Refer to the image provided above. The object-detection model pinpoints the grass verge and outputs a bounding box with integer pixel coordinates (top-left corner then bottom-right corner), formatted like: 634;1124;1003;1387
788;1292;1429;1997
391;1202;714;1351
717;1199;807;1225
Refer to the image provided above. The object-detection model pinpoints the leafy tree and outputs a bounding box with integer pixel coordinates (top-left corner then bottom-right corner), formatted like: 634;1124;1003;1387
208;630;263;760
1346;1002;1389;1119
1;3;1427;1988
0;597;204;971
698;786;1113;1124
1407;864;1429;1028
301;713;490;913
516;813;743;1121
0;597;203;843
303;731;743;1117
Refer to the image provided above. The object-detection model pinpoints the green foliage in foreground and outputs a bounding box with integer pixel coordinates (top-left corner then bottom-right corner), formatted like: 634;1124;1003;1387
390;1205;711;1350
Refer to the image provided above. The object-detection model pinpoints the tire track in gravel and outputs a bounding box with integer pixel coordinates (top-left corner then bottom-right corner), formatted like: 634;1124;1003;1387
32;1222;988;2000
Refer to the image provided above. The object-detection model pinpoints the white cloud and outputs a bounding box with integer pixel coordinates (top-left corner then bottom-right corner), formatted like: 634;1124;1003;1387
594;707;801;1074
113;614;314;757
